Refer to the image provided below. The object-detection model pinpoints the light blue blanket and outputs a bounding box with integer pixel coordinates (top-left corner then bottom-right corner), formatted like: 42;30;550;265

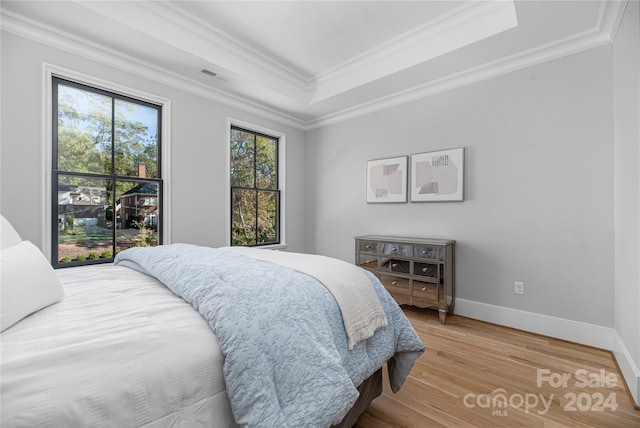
115;244;424;427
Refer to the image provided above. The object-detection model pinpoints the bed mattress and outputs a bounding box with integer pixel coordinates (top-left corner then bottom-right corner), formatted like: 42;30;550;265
0;264;237;427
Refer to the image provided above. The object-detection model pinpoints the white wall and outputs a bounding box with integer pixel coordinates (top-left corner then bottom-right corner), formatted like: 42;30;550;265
306;45;615;329
0;31;308;253
613;0;640;406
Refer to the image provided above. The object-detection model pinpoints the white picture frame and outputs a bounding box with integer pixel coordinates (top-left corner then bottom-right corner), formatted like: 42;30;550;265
366;156;408;203
410;148;464;202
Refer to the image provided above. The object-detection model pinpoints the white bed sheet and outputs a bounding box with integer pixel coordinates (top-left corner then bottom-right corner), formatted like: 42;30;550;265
1;264;237;427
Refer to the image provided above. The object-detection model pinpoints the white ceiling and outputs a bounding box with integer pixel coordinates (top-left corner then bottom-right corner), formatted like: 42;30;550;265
0;1;626;129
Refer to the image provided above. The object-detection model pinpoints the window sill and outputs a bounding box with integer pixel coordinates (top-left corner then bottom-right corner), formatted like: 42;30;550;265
263;243;288;250
236;243;288;251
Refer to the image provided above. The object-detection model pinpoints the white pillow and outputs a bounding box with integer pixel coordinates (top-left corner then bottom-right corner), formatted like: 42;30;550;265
1;241;65;332
1;214;23;249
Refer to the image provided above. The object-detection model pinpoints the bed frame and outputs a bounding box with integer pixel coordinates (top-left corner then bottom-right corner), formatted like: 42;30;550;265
334;368;383;427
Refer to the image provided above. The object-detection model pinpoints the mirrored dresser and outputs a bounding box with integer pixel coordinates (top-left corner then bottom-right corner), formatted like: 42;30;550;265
355;235;455;324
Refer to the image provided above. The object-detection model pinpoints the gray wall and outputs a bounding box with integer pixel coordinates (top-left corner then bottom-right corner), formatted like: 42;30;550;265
306;45;615;328
613;0;640;382
0;31;308;253
2;2;637;404
1;8;633;336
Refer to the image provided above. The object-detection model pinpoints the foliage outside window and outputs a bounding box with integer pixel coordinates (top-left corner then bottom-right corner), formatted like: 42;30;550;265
52;77;162;267
230;126;279;246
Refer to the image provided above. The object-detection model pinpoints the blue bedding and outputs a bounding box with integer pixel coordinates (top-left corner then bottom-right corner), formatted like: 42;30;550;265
115;244;424;427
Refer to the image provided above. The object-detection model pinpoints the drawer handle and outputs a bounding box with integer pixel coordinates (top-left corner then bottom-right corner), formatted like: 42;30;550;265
365;245;371;249
392;247;398;252
391;281;397;286
392;263;398;268
422;287;427;291
421;250;427;255
422;267;428;273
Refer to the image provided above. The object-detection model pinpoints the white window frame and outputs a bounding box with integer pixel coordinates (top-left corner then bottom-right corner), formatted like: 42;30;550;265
43;64;172;262
226;118;286;249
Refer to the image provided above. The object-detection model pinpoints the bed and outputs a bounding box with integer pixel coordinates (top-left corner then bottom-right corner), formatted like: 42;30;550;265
0;215;424;427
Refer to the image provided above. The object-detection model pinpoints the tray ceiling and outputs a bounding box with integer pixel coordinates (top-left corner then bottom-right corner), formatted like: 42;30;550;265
0;1;626;129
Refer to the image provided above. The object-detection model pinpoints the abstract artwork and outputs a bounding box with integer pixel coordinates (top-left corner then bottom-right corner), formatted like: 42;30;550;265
410;148;464;202
366;156;408;203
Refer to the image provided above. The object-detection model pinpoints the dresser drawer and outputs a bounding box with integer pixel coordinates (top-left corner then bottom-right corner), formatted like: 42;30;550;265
358;240;378;253
356;255;378;271
414;262;440;281
358;256;411;273
380;259;410;274
378;274;411;305
379;242;411;256
414;245;445;261
412;280;439;307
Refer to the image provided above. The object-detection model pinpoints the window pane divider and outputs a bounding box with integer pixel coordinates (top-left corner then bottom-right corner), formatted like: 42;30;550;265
52;77;162;268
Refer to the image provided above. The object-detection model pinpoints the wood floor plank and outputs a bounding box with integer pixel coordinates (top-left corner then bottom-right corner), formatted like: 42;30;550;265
354;307;640;428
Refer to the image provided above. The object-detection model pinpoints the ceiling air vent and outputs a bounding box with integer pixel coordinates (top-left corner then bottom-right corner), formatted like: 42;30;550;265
199;67;228;82
200;67;217;77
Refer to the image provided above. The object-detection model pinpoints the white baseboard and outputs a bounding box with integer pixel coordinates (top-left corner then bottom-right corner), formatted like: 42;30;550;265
455;298;639;407
455;299;614;349
612;331;640;407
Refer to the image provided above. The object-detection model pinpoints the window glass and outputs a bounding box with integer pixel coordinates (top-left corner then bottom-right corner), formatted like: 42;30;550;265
56;175;111;263
230;128;255;188
114;99;159;178
255;135;277;190
257;190;278;243
56;84;112;175
231;188;258;246
53;78;162;267
230;126;279;246
115;180;159;253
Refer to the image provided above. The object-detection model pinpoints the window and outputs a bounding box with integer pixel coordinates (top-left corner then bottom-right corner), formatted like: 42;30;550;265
230;125;280;246
52;77;162;267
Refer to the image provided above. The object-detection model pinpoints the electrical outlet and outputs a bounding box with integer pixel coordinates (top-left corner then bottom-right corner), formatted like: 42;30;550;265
515;281;525;295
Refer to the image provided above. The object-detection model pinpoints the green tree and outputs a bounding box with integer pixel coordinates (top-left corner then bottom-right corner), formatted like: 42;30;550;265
57;83;158;179
57;127;105;174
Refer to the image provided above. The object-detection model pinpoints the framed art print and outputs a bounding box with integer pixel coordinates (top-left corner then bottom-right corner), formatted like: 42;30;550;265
410;148;464;202
366;156;407;203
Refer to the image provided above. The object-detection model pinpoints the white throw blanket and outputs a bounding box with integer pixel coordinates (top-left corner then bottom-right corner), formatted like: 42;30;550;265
226;247;388;350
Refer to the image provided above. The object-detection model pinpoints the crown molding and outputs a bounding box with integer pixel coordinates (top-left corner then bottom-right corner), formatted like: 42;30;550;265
74;1;312;104
156;1;312;85
597;0;628;42
309;0;518;104
123;0;518;105
0;8;308;130
1;1;625;132
305;0;622;130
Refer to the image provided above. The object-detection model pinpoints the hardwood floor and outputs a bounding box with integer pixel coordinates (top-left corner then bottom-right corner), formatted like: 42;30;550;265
355;307;640;428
